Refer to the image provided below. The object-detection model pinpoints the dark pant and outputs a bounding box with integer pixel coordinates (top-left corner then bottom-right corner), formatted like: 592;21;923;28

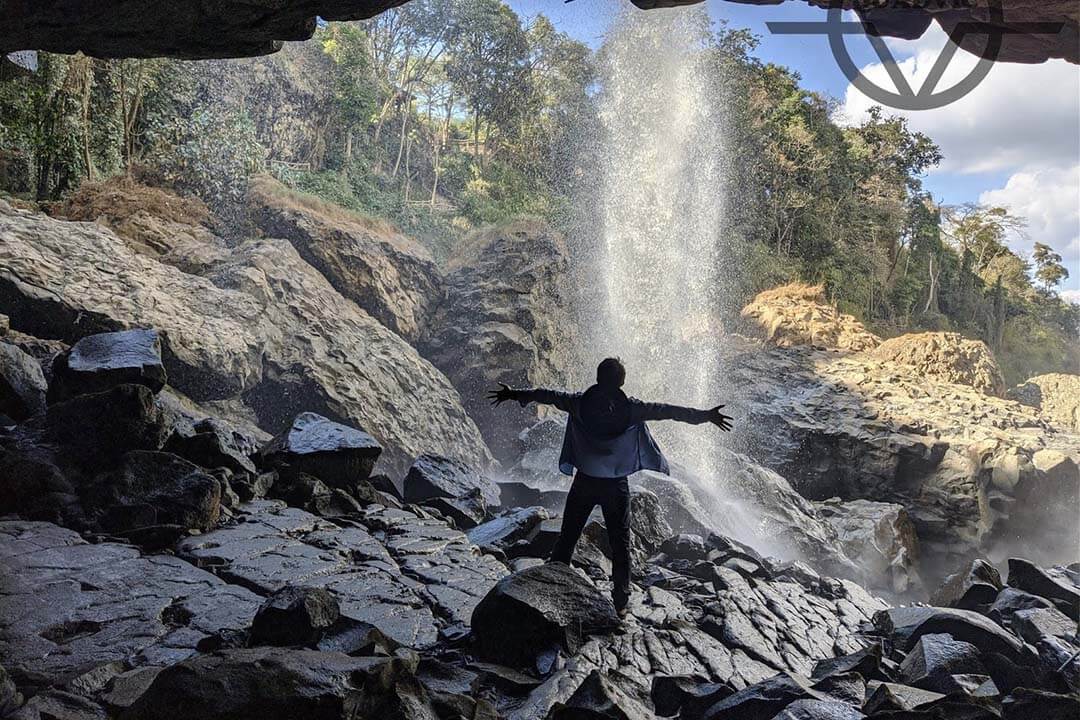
550;473;632;607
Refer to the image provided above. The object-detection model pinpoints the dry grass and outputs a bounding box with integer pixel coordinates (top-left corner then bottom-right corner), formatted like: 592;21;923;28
58;174;210;227
247;174;399;237
751;282;827;304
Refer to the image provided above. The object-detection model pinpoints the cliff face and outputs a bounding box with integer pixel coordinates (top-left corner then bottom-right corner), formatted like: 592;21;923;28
0;198;491;474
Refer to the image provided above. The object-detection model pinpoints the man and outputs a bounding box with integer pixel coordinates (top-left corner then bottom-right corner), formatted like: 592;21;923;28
488;357;733;616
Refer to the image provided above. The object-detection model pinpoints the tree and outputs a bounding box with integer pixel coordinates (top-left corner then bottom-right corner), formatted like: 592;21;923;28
320;24;378;163
445;0;529;164
1032;241;1070;291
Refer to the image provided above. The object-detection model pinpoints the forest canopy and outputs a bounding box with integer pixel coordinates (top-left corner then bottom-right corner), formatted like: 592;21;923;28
0;1;1075;385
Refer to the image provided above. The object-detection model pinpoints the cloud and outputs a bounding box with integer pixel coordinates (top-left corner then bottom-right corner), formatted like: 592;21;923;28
837;24;1080;175
979;164;1080;287
1061;289;1080;305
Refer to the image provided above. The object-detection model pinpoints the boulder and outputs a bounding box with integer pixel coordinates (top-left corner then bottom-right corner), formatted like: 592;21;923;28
810;645;890;683
7;690;107;720
1010;607;1076;646
873;606;1031;663
550;669;654;720
0;342;46;421
1007;558;1080;619
700;672;822;720
470;563;619;670
1001;688;1080;720
467;506;548;555
248;586;341;647
420;493;487;530
772;699;865;720
48;329;166;403
1009;373;1080;432
248;177;440;344
650;675;733;719
421;220;578;461
897;633;986;692
862;682;944;714
45;384;168;465
120;648;427;720
871;331;1005;397
987;587;1056;629
0;200;491;473
92;451;222;542
739;283;880;352
165;417;257;475
932;559;1003;610
0;664;21;716
403;454;500;508
261;412;382;490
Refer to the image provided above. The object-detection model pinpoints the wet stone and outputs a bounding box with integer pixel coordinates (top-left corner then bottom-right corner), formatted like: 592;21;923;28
0;520;260;690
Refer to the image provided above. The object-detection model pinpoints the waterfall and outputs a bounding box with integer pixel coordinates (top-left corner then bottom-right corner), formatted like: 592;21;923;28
596;8;726;476
588;8;783;555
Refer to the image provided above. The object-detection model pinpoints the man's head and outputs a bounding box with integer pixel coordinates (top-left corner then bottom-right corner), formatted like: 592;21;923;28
596;357;626;389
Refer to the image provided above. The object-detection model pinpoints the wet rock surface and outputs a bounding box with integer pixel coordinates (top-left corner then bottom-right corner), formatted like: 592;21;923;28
0;341;46;421
48;328;167;403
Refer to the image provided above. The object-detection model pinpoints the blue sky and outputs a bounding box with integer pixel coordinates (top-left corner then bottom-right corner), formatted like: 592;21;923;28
508;0;1080;296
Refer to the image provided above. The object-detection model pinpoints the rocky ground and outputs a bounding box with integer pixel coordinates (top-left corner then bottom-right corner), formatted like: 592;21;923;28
0;190;1078;718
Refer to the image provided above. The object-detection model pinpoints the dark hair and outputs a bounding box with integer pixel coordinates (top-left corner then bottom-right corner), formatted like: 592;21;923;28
596;357;626;388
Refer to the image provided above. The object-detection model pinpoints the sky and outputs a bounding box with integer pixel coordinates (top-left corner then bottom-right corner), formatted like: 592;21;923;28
508;0;1080;299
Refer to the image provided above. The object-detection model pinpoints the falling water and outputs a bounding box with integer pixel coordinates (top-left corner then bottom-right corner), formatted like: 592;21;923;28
596;9;726;474
590;8;780;553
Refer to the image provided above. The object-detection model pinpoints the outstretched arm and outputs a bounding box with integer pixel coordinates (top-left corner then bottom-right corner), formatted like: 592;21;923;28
631;400;733;431
487;384;578;413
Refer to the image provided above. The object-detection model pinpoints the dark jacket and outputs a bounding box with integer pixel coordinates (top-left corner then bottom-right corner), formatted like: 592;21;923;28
517;384;712;478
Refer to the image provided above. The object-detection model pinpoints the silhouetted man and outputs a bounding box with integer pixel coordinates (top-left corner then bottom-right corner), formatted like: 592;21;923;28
488;357;732;616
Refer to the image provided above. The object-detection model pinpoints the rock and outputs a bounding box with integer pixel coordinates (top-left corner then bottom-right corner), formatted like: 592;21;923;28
1010;607;1076;646
1007;558;1080;619
0;663;22;716
48;329;166;403
740;284;881;351
421;219;578;461
1009;373;1080;432
772;698;866;720
120;648;427;720
272;473;368;517
0;520;261;690
810;672;865;706
815;498;922;595
871;331;1005;397
987;587;1056;629
873;606;1031;663
467;507;548;554
550;669;654;720
699;672;822;720
45;384;168;465
248;177;440;344
862;682;944;714
932;559;1003;610
248;585;341;647
470;563;619;670
165;417;257;475
100;667;163;712
421;493;486;529
92;451;222;542
0;200;491;473
403;454;500;508
261;412;382;490
810;645;890;683
660;533;708;561
650;675;734;718
898;633;986;692
723;337;1080;581
0;342;46;421
7;690;107;720
1001;688;1080;720
631;470;712;536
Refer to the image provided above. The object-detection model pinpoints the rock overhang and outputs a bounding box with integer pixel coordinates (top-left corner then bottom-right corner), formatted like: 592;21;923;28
0;0;1076;64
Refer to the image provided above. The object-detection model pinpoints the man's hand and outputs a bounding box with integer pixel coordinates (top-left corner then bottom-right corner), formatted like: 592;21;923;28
487;383;517;407
708;405;733;432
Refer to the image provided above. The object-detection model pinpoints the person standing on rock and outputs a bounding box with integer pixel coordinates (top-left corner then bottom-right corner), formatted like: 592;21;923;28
488;357;733;617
